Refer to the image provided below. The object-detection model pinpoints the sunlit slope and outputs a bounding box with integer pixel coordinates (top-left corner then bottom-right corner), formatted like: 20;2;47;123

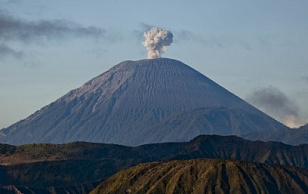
91;159;308;194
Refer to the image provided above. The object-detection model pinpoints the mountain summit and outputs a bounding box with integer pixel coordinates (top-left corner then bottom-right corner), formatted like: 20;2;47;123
0;58;290;145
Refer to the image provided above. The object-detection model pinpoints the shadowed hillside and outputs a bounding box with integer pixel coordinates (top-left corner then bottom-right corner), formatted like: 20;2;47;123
0;135;307;188
91;159;308;194
243;123;308;145
0;180;101;194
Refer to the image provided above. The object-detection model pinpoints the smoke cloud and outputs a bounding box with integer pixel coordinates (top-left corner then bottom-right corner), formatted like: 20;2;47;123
142;27;173;59
246;86;306;128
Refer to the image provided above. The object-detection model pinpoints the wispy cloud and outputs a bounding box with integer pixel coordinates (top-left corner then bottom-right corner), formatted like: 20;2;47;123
0;43;24;59
246;86;306;128
0;11;109;60
174;29;223;48
177;30;194;40
0;12;104;43
301;76;308;84
132;23;156;41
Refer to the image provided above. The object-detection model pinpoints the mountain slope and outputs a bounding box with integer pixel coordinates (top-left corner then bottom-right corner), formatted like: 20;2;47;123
1;135;308;168
91;159;308;194
134;107;288;144
1;135;308;189
244;124;308;145
0;58;289;145
299;124;308;130
0;181;101;194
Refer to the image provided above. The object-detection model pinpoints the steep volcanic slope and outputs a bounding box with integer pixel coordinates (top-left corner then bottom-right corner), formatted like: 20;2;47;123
91;159;308;194
0;58;289;145
134;107;289;144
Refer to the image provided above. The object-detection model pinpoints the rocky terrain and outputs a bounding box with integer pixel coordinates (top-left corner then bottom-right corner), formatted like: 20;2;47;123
91;158;308;194
0;135;307;190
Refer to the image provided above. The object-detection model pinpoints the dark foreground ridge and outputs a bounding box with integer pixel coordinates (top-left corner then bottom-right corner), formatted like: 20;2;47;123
91;158;308;194
0;180;101;194
0;135;307;190
1;58;305;146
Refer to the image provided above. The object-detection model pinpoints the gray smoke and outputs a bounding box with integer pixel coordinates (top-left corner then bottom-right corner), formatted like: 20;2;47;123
246;86;305;128
142;27;173;59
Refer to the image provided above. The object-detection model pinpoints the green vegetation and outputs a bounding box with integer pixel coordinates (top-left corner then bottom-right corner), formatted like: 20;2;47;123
91;158;308;194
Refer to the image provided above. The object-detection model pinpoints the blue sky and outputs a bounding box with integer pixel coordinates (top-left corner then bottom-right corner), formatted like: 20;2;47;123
1;0;308;128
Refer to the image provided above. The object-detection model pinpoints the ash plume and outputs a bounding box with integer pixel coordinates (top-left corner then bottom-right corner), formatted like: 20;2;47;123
246;86;306;128
142;27;173;59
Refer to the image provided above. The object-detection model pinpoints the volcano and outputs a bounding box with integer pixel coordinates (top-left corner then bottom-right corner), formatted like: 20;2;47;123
0;58;291;145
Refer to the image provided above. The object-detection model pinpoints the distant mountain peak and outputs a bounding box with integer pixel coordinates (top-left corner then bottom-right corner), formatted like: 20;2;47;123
0;58;294;145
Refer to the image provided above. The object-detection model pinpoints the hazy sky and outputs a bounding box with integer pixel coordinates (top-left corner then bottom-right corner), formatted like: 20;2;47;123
1;0;308;129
